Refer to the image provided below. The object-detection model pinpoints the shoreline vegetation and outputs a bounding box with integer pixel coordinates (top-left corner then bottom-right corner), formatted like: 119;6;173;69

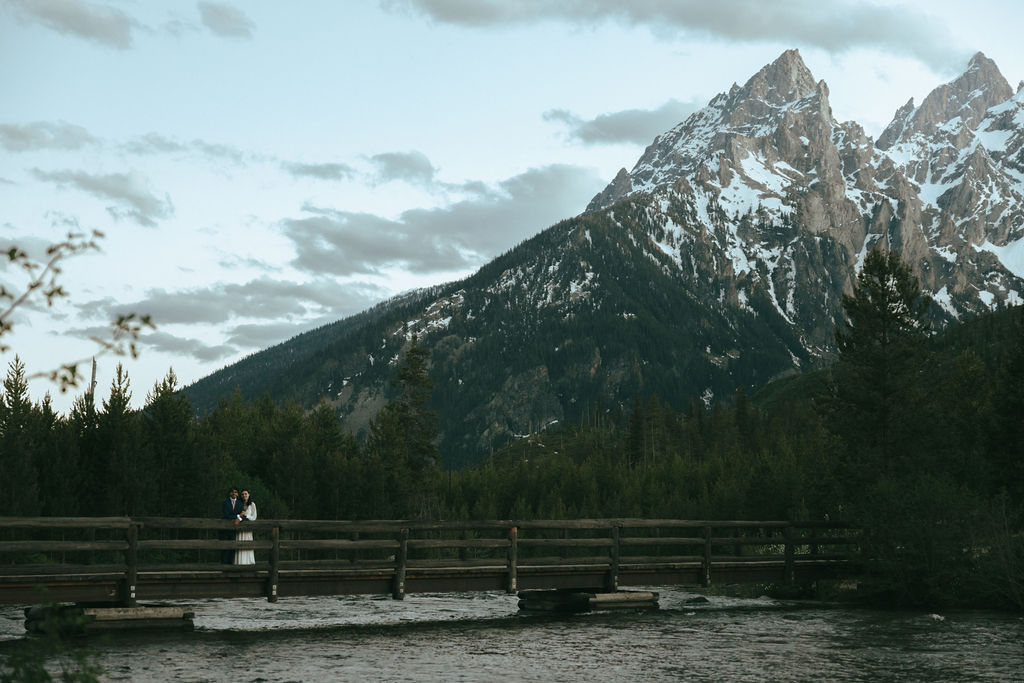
1;250;1022;611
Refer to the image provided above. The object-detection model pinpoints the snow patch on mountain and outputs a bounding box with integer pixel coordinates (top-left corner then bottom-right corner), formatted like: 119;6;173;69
976;238;1024;278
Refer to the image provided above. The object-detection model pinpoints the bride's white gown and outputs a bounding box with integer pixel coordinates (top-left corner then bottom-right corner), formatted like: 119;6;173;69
234;502;257;565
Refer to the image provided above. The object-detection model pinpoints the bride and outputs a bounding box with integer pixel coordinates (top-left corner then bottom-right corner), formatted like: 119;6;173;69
234;489;257;565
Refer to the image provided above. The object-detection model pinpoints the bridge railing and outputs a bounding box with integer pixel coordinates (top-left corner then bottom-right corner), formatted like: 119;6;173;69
0;517;858;604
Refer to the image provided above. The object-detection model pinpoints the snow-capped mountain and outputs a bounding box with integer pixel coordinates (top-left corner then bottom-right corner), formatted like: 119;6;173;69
184;50;1024;466
588;49;1024;349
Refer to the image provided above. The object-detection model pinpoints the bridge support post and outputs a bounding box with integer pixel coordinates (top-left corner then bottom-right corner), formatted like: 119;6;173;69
784;525;795;585
392;528;409;600
267;525;280;602
506;526;518;594
121;523;138;607
701;525;712;588
605;525;620;592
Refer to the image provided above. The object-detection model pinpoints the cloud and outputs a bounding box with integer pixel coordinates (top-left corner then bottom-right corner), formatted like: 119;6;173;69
65;277;388;363
283;212;448;276
224;320;327;349
121;133;189;155
32;169;174;227
121;133;249;165
88;277;388;327
142;330;238;362
134;317;338;364
384;0;967;72
197;1;254;39
62;323;238;363
283;164;604;276
283;150;437;186
281;161;357;181
191;140;248;164
544;98;703;145
368;151;437;186
6;0;141;49
0;121;100;152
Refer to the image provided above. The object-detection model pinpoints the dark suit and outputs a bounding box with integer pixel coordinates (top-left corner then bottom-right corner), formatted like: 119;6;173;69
220;497;241;564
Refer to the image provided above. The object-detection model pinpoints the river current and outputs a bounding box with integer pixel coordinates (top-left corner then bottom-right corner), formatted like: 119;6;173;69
2;587;1022;681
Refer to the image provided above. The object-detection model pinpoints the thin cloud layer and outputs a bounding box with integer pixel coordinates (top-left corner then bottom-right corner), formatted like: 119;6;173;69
32;169;174;227
0;125;253;165
224;320;329;349
369;151;437;186
0;121;100;152
6;0;139;49
63;325;237;363
122;133;250;165
281;161;357;181
101;277;389;327
121;133;190;155
385;0;967;71
142;330;238;362
197;2;255;39
283;164;604;276
5;120;445;189
6;0;258;48
544;98;704;145
69;277;389;361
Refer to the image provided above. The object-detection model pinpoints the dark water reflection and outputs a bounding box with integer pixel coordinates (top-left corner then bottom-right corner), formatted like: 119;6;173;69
2;588;1022;681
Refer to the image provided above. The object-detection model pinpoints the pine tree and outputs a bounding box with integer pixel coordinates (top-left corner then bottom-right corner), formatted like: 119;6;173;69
0;357;40;514
989;313;1024;498
34;394;80;515
142;370;200;514
98;364;144;514
384;334;439;473
835;248;931;356
69;388;102;515
302;402;358;518
266;400;308;516
830;248;931;484
365;335;440;517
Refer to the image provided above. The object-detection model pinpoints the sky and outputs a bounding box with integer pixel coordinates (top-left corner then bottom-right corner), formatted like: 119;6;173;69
2;0;1022;413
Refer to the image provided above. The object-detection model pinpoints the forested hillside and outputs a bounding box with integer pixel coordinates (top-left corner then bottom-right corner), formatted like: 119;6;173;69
184;206;816;468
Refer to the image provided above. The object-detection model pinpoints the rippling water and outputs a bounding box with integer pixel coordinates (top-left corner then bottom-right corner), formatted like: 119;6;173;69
2;588;1022;681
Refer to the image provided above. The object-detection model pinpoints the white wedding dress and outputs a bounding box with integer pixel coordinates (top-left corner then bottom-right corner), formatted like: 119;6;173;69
234;502;257;565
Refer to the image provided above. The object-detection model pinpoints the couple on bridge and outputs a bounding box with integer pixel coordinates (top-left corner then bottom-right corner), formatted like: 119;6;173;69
220;487;258;565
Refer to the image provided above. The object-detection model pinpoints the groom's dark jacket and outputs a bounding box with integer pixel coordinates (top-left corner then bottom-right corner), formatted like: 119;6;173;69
219;496;241;562
221;497;241;520
220;497;241;540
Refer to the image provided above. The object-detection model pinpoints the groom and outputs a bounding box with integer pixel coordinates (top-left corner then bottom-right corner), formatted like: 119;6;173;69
220;488;241;564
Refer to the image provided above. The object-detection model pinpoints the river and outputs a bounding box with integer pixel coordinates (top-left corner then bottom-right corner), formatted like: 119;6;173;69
2;587;1022;681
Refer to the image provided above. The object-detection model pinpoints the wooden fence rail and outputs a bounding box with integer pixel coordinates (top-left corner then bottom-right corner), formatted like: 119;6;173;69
0;517;857;606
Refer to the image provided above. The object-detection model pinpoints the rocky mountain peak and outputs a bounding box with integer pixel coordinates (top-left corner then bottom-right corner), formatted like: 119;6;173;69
876;98;916;149
739;48;818;106
876;51;1012;150
959;52;1013;108
586;50;835;211
586;167;633;212
586;48;1023;339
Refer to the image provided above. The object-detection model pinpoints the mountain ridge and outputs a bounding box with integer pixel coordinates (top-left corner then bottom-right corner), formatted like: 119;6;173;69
183;49;1024;466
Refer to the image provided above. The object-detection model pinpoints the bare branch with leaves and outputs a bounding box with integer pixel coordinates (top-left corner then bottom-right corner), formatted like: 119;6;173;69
0;230;155;392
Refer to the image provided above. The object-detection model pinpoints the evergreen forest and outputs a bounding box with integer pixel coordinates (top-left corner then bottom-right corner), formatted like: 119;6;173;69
1;250;1022;610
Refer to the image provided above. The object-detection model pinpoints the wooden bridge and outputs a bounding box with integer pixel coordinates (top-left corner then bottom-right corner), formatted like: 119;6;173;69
0;517;856;607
